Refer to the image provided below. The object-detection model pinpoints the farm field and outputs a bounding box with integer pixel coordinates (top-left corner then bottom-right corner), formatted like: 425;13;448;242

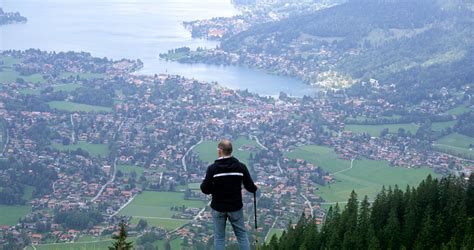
119;191;204;230
284;145;351;173
48;101;112;113
446;105;470;115
344;123;418;137
318;159;437;203
30;237;137;250
59;72;105;80
53;83;82;92
285;145;437;203
0;205;31;226
193;136;263;165
51;141;110;157
117;164;145;176
433;133;474;159
131;217;188;231
431;120;456;131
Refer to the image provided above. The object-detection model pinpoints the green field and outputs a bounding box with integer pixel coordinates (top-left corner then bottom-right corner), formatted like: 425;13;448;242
345;115;402;124
30;237;137;250
266;228;284;243
431;120;456;131
0;69;46;84
285;145;437;203
59;72;105;80
48;101;113;113
446;105;470;115
117;164;145;176
193;137;263;165
187;182;201;190
51;141;110;157
0;205;31;226
284;145;351;173
345;123;418;137
131;217;188;231
53;83;82;92
434;133;474;159
1;56;20;67
119;191;204;230
318;159;436;202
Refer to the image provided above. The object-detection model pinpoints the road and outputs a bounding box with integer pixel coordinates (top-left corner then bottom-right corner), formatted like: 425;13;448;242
193;201;211;221
109;194;137;218
264;216;279;242
252;135;268;150
1;128;9;156
330;158;355;175
276;160;284;174
182;138;203;172
91;158;117;203
70;114;76;143
301;194;314;217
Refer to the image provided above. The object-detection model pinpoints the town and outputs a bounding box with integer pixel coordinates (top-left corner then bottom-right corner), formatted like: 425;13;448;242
0;49;472;248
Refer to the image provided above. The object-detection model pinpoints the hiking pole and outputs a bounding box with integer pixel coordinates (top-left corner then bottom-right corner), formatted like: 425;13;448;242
254;192;259;250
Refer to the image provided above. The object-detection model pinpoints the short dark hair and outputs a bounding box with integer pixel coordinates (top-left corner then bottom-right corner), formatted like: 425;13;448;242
218;140;233;156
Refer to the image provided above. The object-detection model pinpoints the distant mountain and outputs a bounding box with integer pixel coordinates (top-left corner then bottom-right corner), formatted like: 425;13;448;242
221;0;473;101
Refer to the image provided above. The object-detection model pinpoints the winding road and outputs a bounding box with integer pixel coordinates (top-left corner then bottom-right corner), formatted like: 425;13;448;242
301;194;314;217
330;158;355;176
181;138;203;172
91;158;117;203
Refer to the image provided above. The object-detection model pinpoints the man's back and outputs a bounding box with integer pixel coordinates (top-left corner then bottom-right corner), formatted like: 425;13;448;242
200;156;257;212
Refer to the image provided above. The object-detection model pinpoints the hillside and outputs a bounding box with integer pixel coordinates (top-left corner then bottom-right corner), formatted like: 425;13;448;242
219;0;473;101
263;175;474;249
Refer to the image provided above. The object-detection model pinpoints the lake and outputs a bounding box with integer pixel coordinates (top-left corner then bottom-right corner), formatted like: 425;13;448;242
0;0;317;97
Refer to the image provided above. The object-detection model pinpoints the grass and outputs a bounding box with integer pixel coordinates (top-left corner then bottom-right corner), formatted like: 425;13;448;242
119;191;204;218
284;145;351;173
0;69;46;84
318;159;437;202
48;101;112;113
59;72;105;80
154;238;183;249
51;141;110;157
117;165;145;176
431;121;456;131
285;145;437;203
131;217;188;230
53;83;82;92
447;105;470;115
0;205;31;226
31;237;136;250
23;186;35;200
345;123;418;137
1;56;20;67
345;115;402;124
434;133;474;159
193;137;263;165
266;228;284;243
187;182;201;190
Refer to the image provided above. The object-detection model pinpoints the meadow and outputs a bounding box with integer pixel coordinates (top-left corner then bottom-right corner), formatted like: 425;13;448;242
51;141;110;157
284;145;351;173
193;136;263;165
344;123;418;137
433;133;474;159
117;164;145;176
30;237;137;250
446;104;470;115
48;101;113;113
0;205;31;226
285;145;437;203
119;191;204;230
431;120;456;131
59;72;105;80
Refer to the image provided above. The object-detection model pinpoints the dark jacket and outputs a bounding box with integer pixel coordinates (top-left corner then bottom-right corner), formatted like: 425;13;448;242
200;156;257;212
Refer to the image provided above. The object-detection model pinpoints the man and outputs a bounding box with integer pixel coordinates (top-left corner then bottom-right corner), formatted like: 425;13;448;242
200;139;258;250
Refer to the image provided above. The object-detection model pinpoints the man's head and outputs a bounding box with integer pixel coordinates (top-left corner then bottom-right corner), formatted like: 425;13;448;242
217;140;233;157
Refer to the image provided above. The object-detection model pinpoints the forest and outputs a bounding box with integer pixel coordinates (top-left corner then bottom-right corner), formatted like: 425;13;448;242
264;175;474;249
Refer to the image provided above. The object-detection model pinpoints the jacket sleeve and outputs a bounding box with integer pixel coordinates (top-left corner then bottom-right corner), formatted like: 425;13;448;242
200;166;213;195
242;164;258;193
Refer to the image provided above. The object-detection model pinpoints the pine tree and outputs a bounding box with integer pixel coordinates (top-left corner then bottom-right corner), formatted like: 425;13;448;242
384;207;400;249
356;196;370;249
109;221;133;250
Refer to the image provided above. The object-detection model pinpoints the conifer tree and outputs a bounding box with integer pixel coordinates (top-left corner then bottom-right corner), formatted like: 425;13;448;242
109;221;133;250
